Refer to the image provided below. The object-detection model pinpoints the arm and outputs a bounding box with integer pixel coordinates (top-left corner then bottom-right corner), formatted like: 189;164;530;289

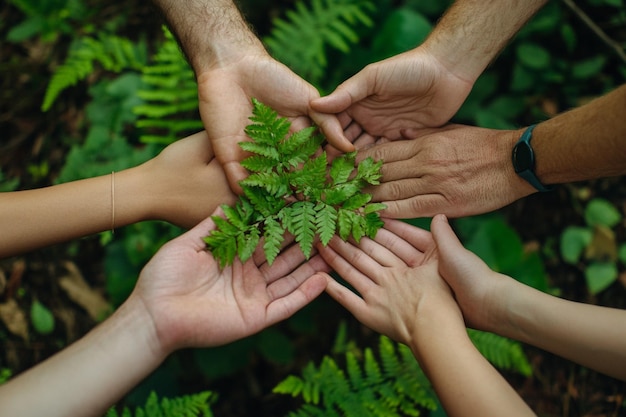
318;218;535;416
355;83;626;219
0;131;236;258
0;211;329;417
311;0;547;140
430;214;626;381
150;0;351;192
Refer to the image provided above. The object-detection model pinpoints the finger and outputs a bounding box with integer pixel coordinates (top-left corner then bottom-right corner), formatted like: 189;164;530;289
223;161;249;195
366;225;430;266
430;214;465;263
310;75;371;113
349;232;408;268
310;110;354;153
381;219;434;253
317;238;381;293
182;206;224;249
374;194;454;219
324;274;371;319
355;140;416;166
266;253;330;298
265;273;327;324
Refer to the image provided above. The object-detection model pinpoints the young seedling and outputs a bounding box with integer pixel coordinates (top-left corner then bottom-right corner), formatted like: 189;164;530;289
204;99;386;267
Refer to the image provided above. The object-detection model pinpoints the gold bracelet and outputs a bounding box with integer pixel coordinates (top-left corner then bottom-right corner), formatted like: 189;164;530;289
111;171;115;234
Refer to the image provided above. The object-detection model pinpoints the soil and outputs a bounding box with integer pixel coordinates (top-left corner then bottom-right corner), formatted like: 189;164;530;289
1;2;626;416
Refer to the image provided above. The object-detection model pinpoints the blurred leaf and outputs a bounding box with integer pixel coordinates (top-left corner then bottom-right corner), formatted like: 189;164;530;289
475;109;514;129
31;299;55;335
560;226;593;264
510;62;536;92
516;43;551;70
585;262;618;294
619;244;626;264
584;198;622;228
560;24;577;53
464;217;523;273
572;56;607;79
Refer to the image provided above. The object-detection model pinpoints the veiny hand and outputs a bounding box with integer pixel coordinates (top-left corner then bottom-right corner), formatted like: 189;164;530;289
131;209;329;356
317;218;462;345
197;52;352;193
311;48;474;141
356;124;534;219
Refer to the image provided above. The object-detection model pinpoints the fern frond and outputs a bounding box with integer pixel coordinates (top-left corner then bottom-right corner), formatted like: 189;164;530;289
284;201;318;259
264;0;375;84
134;27;201;145
469;329;533;376
42;34;147;111
275;335;437;417
107;390;216;417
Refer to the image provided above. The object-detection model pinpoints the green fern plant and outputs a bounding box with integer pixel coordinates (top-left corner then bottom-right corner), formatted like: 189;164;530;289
275;332;532;416
106;390;216;417
42;33;148;111
274;335;437;417
133;27;203;145
264;0;375;85
204;98;385;267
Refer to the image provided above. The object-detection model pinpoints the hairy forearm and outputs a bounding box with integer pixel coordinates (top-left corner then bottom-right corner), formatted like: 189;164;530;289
497;279;626;380
423;0;547;81
410;306;535;417
0;298;163;417
533;83;626;184
151;0;264;74
0;167;150;258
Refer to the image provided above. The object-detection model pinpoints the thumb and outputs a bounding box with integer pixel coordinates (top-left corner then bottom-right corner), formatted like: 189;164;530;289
430;214;471;287
311;74;371;113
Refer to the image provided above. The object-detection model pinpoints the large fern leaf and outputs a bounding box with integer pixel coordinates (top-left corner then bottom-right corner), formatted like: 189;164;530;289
264;0;375;84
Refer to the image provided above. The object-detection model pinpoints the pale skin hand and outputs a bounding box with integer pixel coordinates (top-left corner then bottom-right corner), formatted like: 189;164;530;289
431;214;626;381
151;0;351;193
0;211;329;417
355;124;534;219
0;131;235;259
317;217;535;417
311;0;547;141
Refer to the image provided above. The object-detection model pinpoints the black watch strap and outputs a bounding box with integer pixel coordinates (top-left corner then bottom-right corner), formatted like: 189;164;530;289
512;124;552;192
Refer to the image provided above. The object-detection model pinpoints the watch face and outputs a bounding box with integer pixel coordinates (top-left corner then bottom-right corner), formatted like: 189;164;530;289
513;142;533;173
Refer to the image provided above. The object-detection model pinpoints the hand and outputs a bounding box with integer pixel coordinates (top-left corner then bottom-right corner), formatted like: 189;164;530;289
311;48;474;141
142;131;237;229
429;214;515;333
356;124;534;219
197;52;352;193
130;210;329;356
317;218;462;345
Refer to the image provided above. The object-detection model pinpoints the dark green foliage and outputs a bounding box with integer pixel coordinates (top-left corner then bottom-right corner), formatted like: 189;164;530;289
273;336;438;417
264;0;376;84
204;99;385;267
42;33;148;111
105;390;216;417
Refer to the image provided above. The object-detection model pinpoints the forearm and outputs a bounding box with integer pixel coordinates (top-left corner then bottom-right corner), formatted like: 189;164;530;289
151;0;264;74
423;0;547;82
0;298;165;417
0;167;152;258
410;307;535;417
533;83;626;184
497;279;626;380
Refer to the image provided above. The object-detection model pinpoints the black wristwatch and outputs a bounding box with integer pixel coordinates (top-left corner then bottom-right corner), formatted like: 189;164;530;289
511;124;552;192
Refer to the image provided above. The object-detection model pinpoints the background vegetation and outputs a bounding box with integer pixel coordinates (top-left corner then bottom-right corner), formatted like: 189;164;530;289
1;0;626;415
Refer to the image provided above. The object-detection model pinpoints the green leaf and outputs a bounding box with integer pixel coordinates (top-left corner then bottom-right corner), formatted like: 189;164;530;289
342;193;372;210
239;141;281;160
337;209;353;241
585;262;618;294
204;231;237;268
364;212;385;239
31;300;55;335
364;202;387;214
324;183;360;205
286;201;317;259
516;43;551;70
237;227;260;263
571;56;606;79
316;202;338;246
560;226;593;264
585;198;622;228
619;244;626;264
356;157;383;185
263;217;285;265
330;152;356;185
